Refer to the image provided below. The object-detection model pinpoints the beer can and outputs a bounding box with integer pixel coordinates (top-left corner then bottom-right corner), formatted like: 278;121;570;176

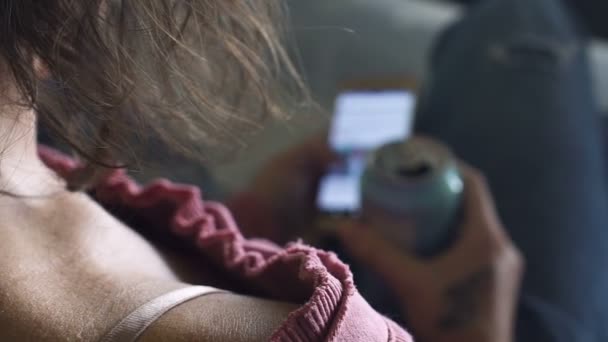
361;136;464;257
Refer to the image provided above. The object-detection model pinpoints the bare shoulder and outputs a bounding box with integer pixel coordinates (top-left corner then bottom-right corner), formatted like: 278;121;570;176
139;292;298;342
0;193;297;341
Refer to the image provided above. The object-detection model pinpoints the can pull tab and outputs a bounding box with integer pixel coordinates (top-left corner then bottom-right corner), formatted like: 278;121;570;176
398;163;432;178
396;141;433;179
377;141;433;180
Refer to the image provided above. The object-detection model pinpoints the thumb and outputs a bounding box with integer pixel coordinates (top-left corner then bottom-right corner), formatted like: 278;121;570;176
336;220;426;296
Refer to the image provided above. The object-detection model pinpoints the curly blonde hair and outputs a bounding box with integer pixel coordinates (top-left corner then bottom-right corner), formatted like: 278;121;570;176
1;0;305;189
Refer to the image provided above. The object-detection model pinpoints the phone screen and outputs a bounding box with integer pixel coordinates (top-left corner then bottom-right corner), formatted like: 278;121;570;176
317;90;416;213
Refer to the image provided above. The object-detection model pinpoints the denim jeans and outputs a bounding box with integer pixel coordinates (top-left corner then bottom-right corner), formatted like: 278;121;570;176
416;0;608;340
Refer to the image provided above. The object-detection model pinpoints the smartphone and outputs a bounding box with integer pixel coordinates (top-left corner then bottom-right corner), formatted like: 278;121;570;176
316;84;417;215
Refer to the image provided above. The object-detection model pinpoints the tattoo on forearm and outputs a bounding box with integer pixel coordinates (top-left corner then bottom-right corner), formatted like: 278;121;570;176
438;267;492;330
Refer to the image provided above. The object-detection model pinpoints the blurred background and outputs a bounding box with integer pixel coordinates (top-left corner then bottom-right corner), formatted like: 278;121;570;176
204;0;608;197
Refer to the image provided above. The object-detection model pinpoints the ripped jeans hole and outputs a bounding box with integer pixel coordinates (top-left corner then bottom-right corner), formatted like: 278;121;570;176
488;35;578;71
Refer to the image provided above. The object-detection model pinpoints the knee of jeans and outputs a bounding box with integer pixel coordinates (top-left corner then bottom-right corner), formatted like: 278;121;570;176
487;34;580;72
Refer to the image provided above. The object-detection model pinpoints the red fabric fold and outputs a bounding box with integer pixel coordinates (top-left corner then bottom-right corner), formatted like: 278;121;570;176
38;146;413;342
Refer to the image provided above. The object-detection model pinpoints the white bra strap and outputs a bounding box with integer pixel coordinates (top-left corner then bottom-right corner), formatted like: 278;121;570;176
99;286;226;342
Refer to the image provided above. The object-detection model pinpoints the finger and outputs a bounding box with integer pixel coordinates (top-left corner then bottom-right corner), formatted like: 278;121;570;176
432;163;511;277
336;221;426;296
458;162;505;239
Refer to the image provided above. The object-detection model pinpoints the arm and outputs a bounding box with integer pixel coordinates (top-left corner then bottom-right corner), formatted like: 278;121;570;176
139;293;297;342
138;289;413;342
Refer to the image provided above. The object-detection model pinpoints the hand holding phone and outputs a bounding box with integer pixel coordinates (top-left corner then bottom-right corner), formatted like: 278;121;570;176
317;86;417;214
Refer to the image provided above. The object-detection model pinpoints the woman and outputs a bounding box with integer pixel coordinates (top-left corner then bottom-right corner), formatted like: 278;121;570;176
0;1;521;341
